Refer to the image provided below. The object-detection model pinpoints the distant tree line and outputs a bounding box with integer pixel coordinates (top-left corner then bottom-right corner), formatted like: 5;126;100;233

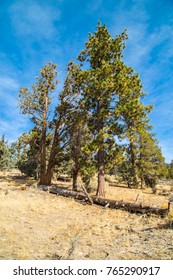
0;22;171;196
0;135;17;171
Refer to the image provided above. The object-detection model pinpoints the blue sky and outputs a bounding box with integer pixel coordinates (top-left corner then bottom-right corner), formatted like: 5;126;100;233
0;0;173;162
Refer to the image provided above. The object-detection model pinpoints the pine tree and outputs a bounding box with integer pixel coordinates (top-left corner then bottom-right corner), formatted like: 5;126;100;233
19;62;58;184
77;22;128;196
138;131;167;191
19;62;68;185
0;135;15;171
14;129;41;178
59;61;94;190
115;62;153;187
167;161;173;179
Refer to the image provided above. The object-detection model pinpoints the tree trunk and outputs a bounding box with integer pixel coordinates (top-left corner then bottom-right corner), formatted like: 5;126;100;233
96;148;105;197
72;169;79;191
44;120;61;185
39;114;62;186
96;101;105;197
72;127;82;191
129;137;139;188
39;127;47;184
44;167;53;186
140;176;145;189
39;96;48;185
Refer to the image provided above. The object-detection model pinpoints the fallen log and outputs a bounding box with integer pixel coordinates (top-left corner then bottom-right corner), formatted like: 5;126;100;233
92;196;168;217
40;185;168;217
41;185;88;201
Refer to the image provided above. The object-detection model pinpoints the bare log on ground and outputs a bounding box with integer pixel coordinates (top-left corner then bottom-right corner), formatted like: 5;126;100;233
40;185;168;217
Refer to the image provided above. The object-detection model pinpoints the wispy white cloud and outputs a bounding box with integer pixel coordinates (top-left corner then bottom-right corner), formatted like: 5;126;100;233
8;0;63;77
158;138;173;163
0;117;30;143
0;76;19;90
0;75;30;141
0;76;19;109
109;0;173;162
87;0;103;13
9;0;61;41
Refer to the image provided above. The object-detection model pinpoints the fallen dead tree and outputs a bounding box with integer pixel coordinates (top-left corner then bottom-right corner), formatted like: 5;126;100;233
40;185;168;217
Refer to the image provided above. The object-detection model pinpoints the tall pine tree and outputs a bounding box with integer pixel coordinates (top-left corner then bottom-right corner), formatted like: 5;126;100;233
77;22;128;196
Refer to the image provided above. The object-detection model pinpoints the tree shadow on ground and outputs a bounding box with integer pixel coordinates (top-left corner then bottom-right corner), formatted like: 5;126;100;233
0;173;36;187
142;221;173;231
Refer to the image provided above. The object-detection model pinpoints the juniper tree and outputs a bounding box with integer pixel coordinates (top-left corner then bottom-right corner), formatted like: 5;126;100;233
19;62;64;185
19;62;58;183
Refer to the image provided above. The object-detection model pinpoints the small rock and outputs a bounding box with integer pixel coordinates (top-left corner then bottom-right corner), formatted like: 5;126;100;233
115;225;125;230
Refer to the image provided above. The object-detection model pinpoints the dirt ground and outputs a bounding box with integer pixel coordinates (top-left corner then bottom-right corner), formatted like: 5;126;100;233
0;171;172;260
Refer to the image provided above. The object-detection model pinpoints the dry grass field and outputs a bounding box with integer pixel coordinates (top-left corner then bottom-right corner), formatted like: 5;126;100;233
0;171;172;260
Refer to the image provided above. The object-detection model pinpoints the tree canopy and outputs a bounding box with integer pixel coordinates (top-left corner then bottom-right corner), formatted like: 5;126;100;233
0;22;169;196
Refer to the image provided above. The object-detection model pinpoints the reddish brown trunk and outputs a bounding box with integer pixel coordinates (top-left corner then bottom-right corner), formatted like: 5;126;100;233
129;137;139;188
44;121;61;186
96;148;105;197
39;124;47;184
39;96;48;185
44;169;53;186
72;169;79;191
96;101;105;197
140;176;145;189
72;127;81;191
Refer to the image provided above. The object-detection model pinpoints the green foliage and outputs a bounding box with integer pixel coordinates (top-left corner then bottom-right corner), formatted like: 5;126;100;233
118;159;134;188
13;22;167;193
139;132;165;174
167;161;173;179
0;135;16;171
59;61;96;189
76;22;129;195
118;132;167;190
19;62;58;126
112;58;155;187
13;129;40;178
18;63;61;184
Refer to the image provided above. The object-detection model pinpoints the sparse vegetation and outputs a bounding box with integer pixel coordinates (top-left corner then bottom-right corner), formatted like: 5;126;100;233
0;171;172;260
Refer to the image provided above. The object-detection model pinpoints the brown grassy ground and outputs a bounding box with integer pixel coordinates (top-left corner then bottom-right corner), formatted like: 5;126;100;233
0;171;172;260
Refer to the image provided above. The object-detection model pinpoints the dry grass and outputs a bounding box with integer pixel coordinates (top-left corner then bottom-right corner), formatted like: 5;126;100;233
0;171;172;260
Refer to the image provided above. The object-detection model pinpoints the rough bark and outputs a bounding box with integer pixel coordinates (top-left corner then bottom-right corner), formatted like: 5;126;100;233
97;148;105;197
40;185;168;217
72;127;82;191
129;136;139;188
140;176;145;189
44;168;53;186
96;101;105;197
39;117;62;186
44;119;61;186
72;169;79;191
39;96;48;185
